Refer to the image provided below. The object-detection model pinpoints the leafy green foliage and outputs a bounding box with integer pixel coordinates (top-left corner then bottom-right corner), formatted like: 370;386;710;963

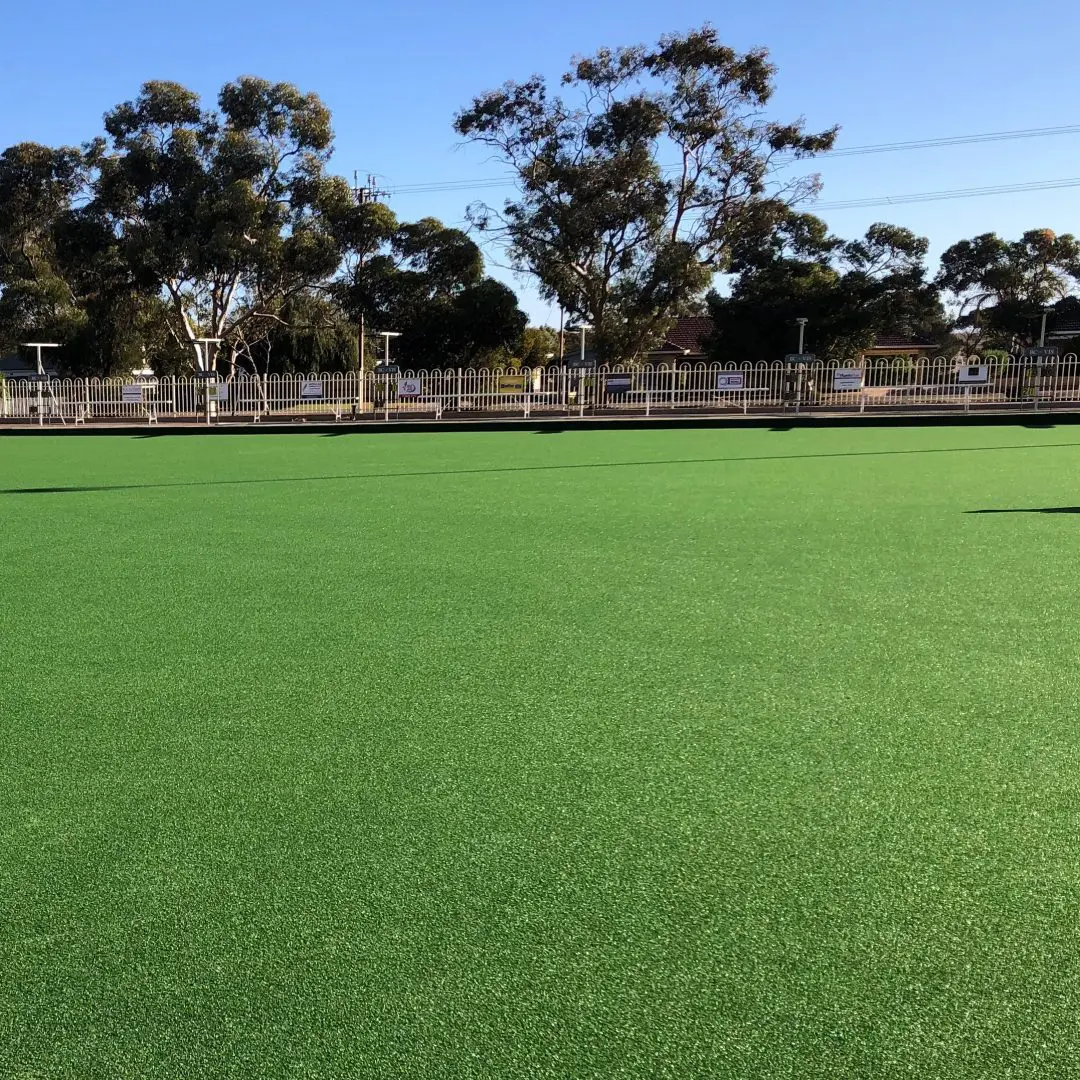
519;325;560;366
87;77;350;369
937;229;1080;351
455;25;836;363
339;217;527;369
708;219;947;361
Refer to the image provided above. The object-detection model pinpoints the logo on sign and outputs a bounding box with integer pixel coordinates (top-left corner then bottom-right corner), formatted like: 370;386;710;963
832;368;863;391
300;380;324;399
716;371;745;391
397;378;422;397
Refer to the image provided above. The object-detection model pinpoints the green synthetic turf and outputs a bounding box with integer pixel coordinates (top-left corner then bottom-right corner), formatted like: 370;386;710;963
2;424;1079;1079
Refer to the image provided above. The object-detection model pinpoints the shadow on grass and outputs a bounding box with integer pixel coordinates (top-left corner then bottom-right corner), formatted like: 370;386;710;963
7;441;1080;496
967;507;1080;515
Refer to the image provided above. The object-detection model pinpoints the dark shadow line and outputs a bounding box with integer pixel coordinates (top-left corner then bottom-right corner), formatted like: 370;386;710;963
5;440;1080;495
967;507;1080;515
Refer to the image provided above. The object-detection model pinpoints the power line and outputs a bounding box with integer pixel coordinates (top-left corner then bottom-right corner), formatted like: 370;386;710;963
825;124;1080;157
811;176;1080;211
383;123;1080;196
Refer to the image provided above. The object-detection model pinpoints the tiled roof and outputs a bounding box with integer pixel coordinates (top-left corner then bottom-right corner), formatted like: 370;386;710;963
1048;315;1080;340
871;333;940;349
653;316;714;356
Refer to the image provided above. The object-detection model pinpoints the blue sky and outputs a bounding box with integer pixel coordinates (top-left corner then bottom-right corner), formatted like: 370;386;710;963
3;0;1078;323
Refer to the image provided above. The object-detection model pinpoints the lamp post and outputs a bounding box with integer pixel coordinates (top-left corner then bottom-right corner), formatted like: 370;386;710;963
21;343;59;427
566;323;593;410
192;337;222;372
796;318;808;356
374;332;401;421
192;338;223;424
566;323;592;366
379;331;401;366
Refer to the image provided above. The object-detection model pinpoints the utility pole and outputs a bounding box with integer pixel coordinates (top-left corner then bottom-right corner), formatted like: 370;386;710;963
353;172;389;415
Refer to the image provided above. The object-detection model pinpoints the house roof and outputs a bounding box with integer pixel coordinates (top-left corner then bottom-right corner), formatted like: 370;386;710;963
868;333;940;350
0;355;59;378
645;316;714;359
1048;315;1080;341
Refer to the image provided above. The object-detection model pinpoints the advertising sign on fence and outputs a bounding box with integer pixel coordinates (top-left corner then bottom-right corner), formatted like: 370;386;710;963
121;384;144;403
716;371;745;391
605;374;633;395
833;368;864;392
397;378;422;398
300;380;324;399
956;364;989;384
207;382;228;402
497;375;526;393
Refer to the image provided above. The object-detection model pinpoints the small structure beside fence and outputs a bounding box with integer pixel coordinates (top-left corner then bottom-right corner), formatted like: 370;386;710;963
2;355;1078;425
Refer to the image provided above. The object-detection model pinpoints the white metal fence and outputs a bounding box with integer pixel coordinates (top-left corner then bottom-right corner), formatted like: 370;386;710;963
3;355;1079;424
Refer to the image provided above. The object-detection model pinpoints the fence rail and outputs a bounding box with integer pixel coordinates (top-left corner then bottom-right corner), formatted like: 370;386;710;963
3;355;1079;425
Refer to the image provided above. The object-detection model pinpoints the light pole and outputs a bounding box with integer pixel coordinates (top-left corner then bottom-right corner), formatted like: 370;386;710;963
566;323;593;409
379;331;401;367
567;323;592;366
21;343;59;427
796;318;808;356
375;332;401;420
1039;307;1052;348
192;337;222;372
192;338;223;424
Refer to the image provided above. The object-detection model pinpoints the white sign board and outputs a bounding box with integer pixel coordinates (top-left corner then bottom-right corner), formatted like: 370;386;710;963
956;364;989;384
300;380;324;400
833;368;864;392
397;377;422;398
716;371;745;391
121;383;144;403
210;382;228;402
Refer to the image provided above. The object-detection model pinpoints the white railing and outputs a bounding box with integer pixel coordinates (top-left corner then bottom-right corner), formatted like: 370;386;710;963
3;355;1078;424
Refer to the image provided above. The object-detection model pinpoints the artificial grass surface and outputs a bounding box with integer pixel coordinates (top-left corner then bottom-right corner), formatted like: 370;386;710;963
2;424;1079;1079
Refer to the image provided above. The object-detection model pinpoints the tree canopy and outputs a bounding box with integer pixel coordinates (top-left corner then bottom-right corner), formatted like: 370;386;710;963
2;53;1079;375
0;79;527;375
708;220;947;362
937;229;1080;352
455;25;836;363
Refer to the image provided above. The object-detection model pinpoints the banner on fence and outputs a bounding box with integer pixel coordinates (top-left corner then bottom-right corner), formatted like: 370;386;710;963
207;382;228;402
497;375;526;393
300;380;324;399
833;368;864;391
397;377;422;397
716;371;745;391
956;364;989;384
121;384;144;403
605;374;633;395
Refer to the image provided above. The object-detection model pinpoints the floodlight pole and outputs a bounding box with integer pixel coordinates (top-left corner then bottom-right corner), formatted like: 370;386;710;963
22;343;59;427
796;318;808;356
1040;309;1050;348
566;323;592;410
380;331;401;367
377;332;401;421
193;338;223;425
